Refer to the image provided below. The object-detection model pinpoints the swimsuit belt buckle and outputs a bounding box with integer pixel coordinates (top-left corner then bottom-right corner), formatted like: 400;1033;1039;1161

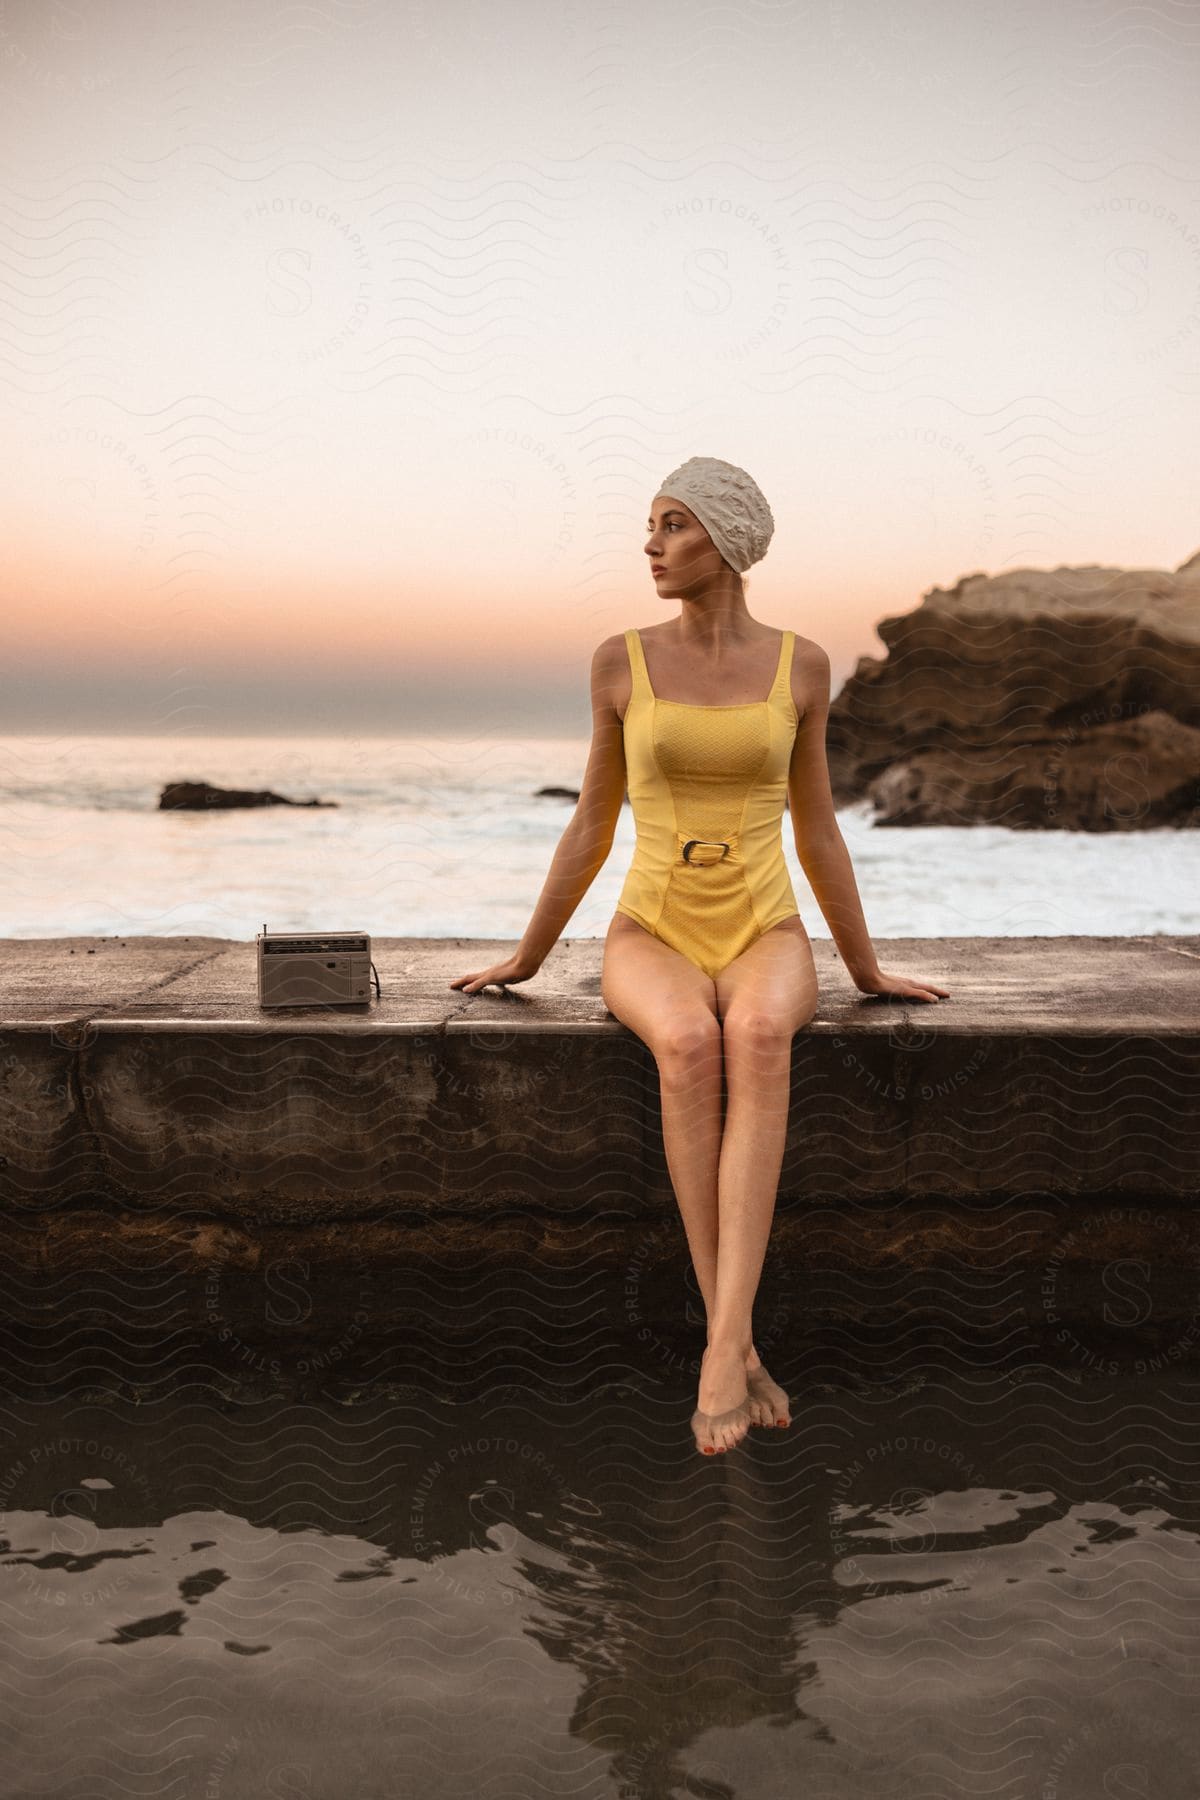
681;838;731;866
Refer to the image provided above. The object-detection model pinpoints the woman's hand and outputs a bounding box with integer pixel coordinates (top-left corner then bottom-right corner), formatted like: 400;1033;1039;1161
449;953;540;996
856;968;950;1004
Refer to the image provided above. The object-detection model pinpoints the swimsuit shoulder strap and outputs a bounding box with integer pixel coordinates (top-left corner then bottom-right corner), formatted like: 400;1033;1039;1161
624;627;654;699
770;629;796;704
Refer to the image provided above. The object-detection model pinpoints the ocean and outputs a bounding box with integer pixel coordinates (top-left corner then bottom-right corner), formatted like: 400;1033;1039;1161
0;733;1195;941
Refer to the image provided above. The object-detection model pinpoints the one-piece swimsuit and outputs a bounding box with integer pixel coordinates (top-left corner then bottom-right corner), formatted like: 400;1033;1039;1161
613;627;801;979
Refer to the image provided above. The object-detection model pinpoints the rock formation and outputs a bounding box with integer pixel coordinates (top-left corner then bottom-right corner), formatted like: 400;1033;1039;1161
159;781;337;811
826;551;1200;829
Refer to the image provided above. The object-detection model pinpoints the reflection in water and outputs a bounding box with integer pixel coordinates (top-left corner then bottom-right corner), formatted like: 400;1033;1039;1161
1;1369;1199;1797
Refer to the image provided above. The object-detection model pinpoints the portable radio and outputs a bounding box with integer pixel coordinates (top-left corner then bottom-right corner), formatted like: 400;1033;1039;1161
256;924;378;1008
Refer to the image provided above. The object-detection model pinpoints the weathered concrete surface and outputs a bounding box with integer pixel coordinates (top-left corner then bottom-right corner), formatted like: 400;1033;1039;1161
3;931;1195;1033
4;1198;1200;1391
1;935;1197;1359
1;935;1197;1215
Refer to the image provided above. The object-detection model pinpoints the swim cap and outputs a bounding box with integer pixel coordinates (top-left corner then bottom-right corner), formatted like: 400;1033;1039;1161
654;455;775;573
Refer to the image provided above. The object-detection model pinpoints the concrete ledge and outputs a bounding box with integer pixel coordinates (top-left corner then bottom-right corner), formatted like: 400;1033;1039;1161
0;936;1194;1216
1;936;1197;1216
1;933;1197;1367
2;932;1197;1033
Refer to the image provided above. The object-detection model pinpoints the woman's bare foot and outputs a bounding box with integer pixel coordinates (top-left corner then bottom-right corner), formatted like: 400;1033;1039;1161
745;1345;790;1429
691;1343;753;1455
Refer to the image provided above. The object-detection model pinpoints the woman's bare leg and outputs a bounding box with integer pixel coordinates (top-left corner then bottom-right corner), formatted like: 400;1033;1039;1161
601;914;724;1324
601;916;745;1451
601;913;818;1448
707;918;819;1427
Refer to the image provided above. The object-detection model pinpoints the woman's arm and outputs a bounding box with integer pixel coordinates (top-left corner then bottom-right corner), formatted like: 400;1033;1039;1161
512;641;626;970
787;642;949;1004
451;639;627;993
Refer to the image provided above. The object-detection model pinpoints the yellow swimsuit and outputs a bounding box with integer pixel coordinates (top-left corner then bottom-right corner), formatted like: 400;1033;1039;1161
614;627;802;979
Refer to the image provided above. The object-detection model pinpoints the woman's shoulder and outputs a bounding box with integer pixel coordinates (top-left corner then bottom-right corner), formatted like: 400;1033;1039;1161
791;630;829;662
594;628;636;666
787;635;831;715
590;633;637;710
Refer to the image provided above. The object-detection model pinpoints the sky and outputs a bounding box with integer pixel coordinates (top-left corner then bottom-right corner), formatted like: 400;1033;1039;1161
1;0;1198;736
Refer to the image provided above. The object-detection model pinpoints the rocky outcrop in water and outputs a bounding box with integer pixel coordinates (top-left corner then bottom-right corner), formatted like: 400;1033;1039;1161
159;781;337;811
827;550;1200;829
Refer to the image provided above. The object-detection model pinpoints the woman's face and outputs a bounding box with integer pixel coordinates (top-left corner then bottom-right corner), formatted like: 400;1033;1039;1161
644;495;726;595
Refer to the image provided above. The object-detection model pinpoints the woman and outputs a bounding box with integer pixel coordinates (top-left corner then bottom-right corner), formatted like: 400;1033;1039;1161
451;456;949;1456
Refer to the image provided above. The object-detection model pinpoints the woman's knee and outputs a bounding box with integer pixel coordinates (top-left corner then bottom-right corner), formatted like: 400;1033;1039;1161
655;1013;723;1072
722;1009;801;1056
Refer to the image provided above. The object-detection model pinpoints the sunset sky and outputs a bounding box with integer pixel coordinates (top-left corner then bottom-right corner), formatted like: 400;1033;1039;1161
1;0;1197;736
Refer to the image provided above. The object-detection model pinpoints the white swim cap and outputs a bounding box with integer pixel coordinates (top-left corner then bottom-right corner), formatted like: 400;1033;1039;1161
654;455;775;573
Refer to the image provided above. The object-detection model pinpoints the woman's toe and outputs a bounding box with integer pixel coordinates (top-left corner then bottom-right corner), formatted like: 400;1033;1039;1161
747;1393;772;1428
747;1365;790;1429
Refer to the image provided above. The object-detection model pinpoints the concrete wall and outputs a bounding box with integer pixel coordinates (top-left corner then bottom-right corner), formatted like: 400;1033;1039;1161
2;935;1197;1381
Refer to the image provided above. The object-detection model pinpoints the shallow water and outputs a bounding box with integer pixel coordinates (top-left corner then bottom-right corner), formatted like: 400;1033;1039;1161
2;1366;1199;1799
